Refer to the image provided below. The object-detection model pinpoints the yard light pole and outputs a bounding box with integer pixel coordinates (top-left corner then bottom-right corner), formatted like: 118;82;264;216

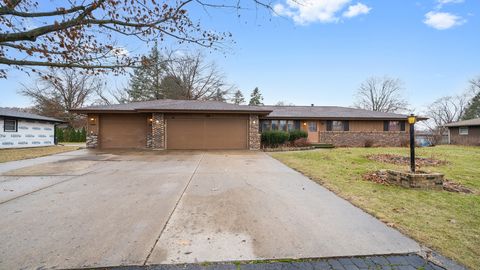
407;114;417;173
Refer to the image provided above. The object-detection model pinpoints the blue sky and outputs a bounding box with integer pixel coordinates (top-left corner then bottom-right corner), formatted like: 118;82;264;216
1;0;479;114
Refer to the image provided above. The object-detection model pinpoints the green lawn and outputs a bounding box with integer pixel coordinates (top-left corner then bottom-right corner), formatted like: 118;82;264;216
271;146;480;269
0;146;80;163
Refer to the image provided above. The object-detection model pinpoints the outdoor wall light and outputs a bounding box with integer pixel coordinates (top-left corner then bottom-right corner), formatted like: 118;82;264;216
252;120;256;124
149;118;153;122
89;117;96;124
155;120;160;124
303;122;307;126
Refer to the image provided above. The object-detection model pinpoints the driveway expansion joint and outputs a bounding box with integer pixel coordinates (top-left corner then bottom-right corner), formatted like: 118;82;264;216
143;153;205;265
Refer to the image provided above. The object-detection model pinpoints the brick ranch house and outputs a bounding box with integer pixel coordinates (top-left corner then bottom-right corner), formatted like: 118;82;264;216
444;118;480;146
71;99;419;150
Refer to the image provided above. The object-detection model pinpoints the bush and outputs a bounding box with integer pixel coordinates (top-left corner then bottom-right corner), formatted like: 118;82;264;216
261;130;289;148
292;138;310;147
288;129;308;142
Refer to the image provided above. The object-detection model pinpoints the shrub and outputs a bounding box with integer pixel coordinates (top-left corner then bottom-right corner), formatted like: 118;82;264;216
288;129;308;142
292;138;310;147
261;130;289;148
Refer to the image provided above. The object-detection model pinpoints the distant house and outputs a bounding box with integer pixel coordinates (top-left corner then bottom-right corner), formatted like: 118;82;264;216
71;99;425;149
0;108;63;149
444;118;480;146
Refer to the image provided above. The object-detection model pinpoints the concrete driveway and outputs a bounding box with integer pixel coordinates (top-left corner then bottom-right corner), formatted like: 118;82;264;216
0;150;420;269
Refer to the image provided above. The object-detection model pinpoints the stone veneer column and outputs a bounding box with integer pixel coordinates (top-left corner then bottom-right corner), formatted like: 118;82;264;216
249;114;261;150
152;113;165;150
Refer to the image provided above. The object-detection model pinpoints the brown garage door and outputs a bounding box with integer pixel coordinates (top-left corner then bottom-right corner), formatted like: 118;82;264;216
167;115;248;150
100;114;148;148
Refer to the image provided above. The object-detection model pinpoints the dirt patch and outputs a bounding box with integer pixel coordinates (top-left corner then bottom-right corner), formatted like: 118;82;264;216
362;171;473;194
366;154;448;167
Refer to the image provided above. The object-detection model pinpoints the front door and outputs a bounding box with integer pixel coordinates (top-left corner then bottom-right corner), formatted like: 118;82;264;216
307;121;318;143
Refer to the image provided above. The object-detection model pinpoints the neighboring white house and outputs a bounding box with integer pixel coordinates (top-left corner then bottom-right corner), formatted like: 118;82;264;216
0;108;63;149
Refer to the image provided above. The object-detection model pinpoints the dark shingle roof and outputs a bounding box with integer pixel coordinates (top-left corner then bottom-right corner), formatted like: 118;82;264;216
444;118;480;127
0;108;63;122
71;99;422;120
263;106;411;120
71;99;272;113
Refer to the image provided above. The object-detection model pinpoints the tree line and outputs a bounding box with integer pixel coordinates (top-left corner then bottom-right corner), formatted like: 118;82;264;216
19;45;266;129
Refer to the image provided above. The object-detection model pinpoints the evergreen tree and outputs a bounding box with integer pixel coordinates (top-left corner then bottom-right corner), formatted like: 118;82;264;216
212;89;228;102
56;127;64;142
161;75;188;99
248;87;264;105
231;90;245;104
127;43;166;101
462;92;480;120
80;127;87;142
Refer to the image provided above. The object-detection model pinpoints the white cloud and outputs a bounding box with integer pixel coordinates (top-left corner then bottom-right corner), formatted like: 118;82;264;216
423;11;465;30
436;0;464;9
273;0;371;25
342;3;371;18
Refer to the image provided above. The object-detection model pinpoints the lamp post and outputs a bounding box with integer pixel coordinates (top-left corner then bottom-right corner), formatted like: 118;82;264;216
407;114;417;173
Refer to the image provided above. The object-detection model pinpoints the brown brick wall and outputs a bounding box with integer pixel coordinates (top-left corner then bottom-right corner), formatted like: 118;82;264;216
318;131;409;147
249;115;261;150
449;126;480;146
152;113;165;149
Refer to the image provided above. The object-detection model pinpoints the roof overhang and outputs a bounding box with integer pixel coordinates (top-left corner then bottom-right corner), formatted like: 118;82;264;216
0;115;65;123
260;116;429;121
70;109;272;115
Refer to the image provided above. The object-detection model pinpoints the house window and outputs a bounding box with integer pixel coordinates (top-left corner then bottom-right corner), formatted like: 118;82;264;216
287;120;295;131
279;120;287;131
459;127;469;135
261;120;271;132
388;121;401;131
326;120;349;131
384;120;406;131
271;120;279;130
308;121;317;132
4;119;17;132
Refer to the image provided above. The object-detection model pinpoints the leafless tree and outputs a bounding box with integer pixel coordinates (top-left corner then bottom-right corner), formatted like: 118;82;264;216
163;52;233;100
0;0;273;78
423;94;470;144
354;76;409;113
20;68;103;127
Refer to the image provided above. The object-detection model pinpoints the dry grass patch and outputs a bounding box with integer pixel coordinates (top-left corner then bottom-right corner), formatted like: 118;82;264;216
0;146;79;163
271;146;480;269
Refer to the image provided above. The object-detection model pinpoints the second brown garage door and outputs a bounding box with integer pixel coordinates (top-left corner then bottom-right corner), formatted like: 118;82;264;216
100;114;148;149
166;115;248;150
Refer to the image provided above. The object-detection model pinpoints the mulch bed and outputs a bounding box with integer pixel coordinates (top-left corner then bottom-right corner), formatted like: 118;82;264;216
362;170;473;194
366;154;448;167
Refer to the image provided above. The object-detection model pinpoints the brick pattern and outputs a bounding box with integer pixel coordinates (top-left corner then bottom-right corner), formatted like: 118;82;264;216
86;134;98;148
319;131;409;147
249;115;260;150
387;170;444;190
105;254;450;270
152;113;165;150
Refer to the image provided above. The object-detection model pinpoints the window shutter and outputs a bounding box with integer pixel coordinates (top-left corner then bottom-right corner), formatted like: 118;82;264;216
344;121;349;131
326;120;332;131
383;121;389;131
294;120;301;130
400;121;406;131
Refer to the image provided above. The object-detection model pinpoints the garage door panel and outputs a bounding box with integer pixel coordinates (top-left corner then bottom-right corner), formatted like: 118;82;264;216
203;119;247;149
167;116;247;150
100;114;147;149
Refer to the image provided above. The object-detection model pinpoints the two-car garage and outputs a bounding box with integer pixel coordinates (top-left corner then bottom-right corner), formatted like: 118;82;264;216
166;115;248;150
98;113;249;150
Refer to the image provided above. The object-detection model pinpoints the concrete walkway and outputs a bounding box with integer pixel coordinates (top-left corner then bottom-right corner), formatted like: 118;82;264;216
0;150;420;269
